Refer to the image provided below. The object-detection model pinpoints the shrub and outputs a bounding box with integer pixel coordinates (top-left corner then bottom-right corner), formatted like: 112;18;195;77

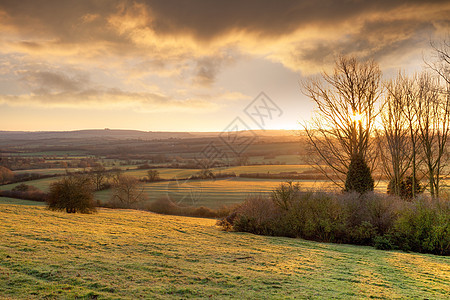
233;196;281;236
344;154;374;194
148;196;180;214
391;198;450;255
0;166;14;184
222;183;449;255
387;176;425;200
47;175;96;213
11;183;38;192
146;196;223;218
374;235;395;250
271;181;300;210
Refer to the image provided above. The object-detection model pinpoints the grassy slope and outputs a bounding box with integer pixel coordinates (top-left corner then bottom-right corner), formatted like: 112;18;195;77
0;205;449;299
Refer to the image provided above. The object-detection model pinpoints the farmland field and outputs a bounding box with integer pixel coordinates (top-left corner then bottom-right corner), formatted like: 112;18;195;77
0;197;45;206
1;170;392;209
0;204;449;299
97;176;391;209
95;177;341;208
124;165;314;179
12;168;70;176
0;177;57;193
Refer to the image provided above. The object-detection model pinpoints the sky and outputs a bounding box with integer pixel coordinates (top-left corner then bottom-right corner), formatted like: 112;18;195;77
0;0;449;132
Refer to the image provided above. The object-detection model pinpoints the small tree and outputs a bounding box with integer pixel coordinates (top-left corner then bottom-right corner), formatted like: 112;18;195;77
47;175;96;213
196;168;214;179
111;175;146;207
89;165;107;190
344;154;374;194
147;169;160;182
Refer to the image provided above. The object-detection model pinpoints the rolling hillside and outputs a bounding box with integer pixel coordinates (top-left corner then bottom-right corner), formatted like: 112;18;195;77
0;204;449;299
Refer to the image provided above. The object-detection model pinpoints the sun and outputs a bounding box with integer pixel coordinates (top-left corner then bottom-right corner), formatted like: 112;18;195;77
350;113;363;122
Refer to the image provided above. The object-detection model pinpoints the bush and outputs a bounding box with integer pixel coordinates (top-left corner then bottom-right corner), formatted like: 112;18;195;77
233;196;281;236
387;176;424;200
47;175;96;213
390;198;450;255
344;154;374;194
148;196;180;215
146;196;222;218
221;182;449;255
271;181;300;210
11;183;38;192
374;235;395;250
0;166;14;184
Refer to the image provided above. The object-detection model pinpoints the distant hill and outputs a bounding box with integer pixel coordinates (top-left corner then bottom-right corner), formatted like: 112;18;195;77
0;129;298;141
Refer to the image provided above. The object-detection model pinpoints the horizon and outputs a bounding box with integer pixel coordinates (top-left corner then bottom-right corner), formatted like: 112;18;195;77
0;127;300;133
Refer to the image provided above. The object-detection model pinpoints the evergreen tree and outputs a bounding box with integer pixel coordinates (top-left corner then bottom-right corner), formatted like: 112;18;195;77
344;154;374;194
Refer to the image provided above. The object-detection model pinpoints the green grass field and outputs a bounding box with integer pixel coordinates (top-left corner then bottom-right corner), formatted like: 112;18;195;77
13;168;70;176
0;177;56;193
0;197;45;206
0;204;448;299
125;165;314;180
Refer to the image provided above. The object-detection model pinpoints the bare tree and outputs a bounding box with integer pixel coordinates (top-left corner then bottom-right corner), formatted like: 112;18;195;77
111;175;146;207
89;165;107;191
302;56;382;188
427;38;450;84
378;73;412;196
402;74;423;198
416;72;450;198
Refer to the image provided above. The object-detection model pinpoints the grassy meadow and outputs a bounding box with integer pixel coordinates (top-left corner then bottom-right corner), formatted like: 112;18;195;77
0;204;449;299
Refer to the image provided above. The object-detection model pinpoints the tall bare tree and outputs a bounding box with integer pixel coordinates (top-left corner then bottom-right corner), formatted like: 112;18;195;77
416;72;450;198
302;56;382;188
401;74;423;198
378;73;412;196
427;38;450;84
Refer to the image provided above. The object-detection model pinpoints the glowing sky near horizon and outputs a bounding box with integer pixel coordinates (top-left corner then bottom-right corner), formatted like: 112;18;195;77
0;0;448;132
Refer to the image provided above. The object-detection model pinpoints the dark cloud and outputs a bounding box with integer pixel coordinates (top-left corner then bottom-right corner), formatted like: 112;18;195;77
140;0;448;40
0;0;448;84
286;17;440;72
1;0;447;44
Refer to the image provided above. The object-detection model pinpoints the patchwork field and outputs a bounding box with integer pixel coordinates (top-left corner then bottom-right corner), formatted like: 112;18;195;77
0;197;45;206
95;177;340;208
0;177;56;193
0;204;449;299
1;167;392;209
